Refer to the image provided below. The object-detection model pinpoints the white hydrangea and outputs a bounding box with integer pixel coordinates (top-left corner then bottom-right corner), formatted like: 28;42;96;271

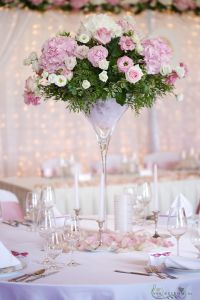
55;75;67;87
98;59;109;70
81;14;122;39
77;33;90;44
99;71;108;82
82;80;91;89
160;64;172;76
65;56;77;70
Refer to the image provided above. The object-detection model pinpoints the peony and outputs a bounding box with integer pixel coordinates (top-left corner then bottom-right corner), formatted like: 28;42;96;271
99;70;108;82
119;36;135;52
64;56;77;70
98;59;109;70
75;45;89;59
87;45;108;67
40;36;77;73
142;38;172;74
117;56;134;73
82;80;91;89
125;64;143;83
94;27;112;45
54;75;67;87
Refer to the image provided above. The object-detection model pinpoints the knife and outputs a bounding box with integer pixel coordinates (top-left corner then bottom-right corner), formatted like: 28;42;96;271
25;271;59;282
114;270;150;276
8;269;46;282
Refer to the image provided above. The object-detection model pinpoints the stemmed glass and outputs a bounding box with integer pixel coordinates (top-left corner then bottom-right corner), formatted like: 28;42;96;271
25;191;39;231
40;185;56;209
138;182;152;222
46;230;64;269
64;216;81;267
167;206;187;256
190;215;200;258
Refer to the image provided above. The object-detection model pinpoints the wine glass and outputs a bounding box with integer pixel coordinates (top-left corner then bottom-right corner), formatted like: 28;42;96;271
25;191;39;231
40;185;56;209
46;230;64;269
167;206;187;256
64;215;81;267
190;215;200;258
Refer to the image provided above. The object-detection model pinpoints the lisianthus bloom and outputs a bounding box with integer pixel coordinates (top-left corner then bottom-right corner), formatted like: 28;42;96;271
117;56;134;73
125;64;143;84
119;36;135;52
142;38;172;74
87;45;108;67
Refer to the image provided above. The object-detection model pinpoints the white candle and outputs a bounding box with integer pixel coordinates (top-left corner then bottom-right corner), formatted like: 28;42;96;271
74;164;80;209
153;164;159;211
99;173;105;221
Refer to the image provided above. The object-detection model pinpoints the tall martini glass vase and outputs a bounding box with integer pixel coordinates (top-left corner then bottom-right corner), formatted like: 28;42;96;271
86;99;128;227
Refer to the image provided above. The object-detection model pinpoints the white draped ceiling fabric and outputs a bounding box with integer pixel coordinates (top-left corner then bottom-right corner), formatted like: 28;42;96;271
0;9;199;177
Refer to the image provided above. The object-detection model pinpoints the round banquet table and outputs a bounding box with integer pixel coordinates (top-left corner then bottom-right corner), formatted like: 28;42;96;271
0;220;200;300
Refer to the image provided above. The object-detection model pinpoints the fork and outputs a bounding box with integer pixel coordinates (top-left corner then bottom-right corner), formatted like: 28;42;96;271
151;265;177;279
145;266;166;279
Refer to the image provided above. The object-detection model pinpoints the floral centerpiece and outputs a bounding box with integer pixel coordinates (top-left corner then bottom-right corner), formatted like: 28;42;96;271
24;14;187;114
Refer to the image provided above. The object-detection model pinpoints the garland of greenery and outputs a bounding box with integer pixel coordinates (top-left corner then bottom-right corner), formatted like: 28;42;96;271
1;0;200;15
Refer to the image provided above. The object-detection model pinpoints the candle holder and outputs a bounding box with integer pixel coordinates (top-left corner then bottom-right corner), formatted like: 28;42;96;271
96;219;105;248
152;211;160;238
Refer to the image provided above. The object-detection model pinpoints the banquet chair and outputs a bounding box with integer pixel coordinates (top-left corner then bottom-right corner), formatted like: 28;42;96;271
144;152;180;170
0;189;24;221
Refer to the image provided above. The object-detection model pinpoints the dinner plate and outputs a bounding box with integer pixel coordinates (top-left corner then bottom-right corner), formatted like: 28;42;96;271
166;266;200;273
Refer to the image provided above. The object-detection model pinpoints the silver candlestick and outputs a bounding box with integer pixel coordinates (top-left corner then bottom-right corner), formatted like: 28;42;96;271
96;220;105;248
152;211;160;238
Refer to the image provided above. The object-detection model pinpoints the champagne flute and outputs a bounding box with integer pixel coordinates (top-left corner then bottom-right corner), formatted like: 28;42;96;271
41;185;56;209
167;206;187;256
64;216;81;267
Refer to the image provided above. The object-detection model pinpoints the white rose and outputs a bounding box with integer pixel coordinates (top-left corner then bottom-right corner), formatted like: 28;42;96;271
23;58;32;66
82;80;91;89
175;66;185;78
55;75;67;87
160;64;172;76
65;56;77;71
77;33;90;44
32;60;40;73
48;74;57;84
99;71;108;82
28;51;38;61
98;59;109;70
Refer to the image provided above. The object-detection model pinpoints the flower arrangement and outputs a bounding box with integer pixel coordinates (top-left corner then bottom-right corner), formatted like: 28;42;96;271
24;14;187;113
2;0;200;15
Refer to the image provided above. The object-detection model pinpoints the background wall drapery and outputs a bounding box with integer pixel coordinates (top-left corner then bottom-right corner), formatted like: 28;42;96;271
0;10;199;177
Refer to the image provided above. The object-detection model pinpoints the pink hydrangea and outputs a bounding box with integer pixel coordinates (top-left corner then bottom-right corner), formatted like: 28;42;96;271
119;36;135;52
40;36;77;73
174;0;196;11
87;45;108;67
142;38;172;74
117;56;134;73
70;0;89;8
24;90;40;105
94;28;112;45
125;65;143;84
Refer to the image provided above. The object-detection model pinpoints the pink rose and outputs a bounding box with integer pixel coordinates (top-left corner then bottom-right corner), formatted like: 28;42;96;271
125;64;143;84
174;0;196;11
119;36;135;52
94;28;112;45
24;90;40;105
40;36;77;73
87;45;108;67
117;56;134;73
70;0;89;8
142;38;172;74
75;45;89;59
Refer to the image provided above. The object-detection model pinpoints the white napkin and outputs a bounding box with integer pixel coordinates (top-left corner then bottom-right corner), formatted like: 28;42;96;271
168;193;193;217
165;256;200;270
0;241;21;269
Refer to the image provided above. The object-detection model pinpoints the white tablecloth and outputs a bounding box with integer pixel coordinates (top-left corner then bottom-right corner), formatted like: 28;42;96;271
0;220;200;300
0;175;200;215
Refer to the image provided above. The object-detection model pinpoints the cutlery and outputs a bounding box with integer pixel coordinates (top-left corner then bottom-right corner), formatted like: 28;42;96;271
8;269;46;282
2;221;18;227
151;266;177;279
145;266;166;279
14;220;31;227
25;271;59;283
114;270;150;276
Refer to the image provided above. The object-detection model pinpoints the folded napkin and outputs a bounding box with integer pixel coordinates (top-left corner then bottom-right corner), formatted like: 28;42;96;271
165;256;200;270
168;193;193;217
0;242;21;269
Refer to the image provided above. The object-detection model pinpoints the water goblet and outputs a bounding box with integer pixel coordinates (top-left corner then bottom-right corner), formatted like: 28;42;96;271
64;215;81;267
167;206;187;256
47;230;64;269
